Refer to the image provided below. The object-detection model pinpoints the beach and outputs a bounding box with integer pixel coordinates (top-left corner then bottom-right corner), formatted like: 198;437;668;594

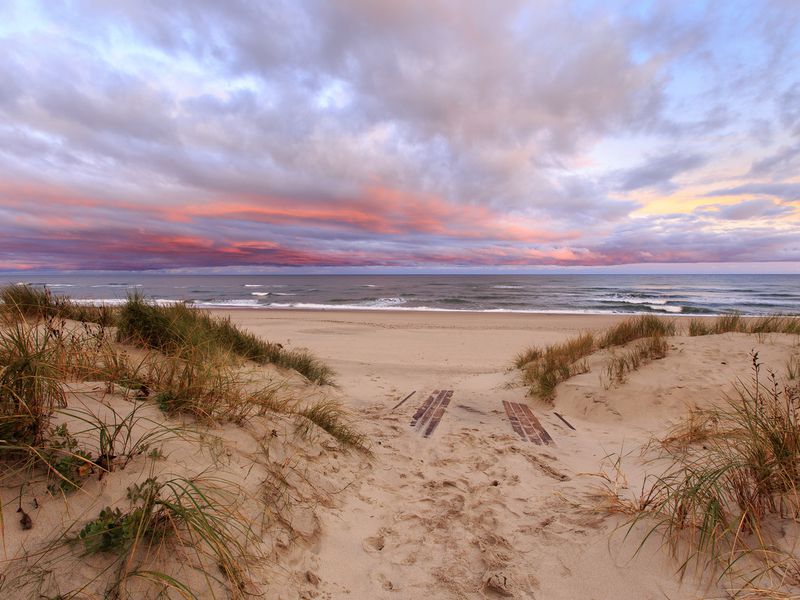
2;295;799;599
217;309;798;599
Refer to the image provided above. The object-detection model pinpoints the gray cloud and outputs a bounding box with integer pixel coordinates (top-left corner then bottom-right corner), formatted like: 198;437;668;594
611;152;707;192
0;1;798;270
698;199;796;220
748;143;800;179
705;183;800;202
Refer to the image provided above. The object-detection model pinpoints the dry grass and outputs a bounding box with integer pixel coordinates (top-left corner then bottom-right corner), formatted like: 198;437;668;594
117;295;334;385
604;334;668;386
296;399;370;453
631;354;800;592
147;348;286;424
516;316;675;401
0;319;66;448
688;315;800;337
599;315;675;348
1;284;116;326
518;333;594;400
0;285;366;599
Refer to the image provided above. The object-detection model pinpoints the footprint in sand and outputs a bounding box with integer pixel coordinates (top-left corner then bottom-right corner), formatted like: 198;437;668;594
363;528;392;552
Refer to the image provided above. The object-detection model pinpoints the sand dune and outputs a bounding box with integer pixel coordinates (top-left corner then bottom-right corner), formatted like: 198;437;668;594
2;308;798;598
221;310;799;599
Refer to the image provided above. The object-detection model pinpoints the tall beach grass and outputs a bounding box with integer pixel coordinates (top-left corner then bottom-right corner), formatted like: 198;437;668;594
632;354;800;591
117;295;334;385
515;315;674;400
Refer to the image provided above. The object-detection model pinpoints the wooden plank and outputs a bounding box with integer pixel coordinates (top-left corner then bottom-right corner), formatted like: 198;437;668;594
416;390;446;431
519;404;553;445
392;390;416;411
510;401;542;445
410;390;438;427
423;390;452;438
553;411;576;431
503;400;527;441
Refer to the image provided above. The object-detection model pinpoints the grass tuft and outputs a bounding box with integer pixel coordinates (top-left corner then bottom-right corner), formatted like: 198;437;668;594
633;354;800;588
598;315;675;348
0;319;66;447
296;399;370;453
604;334;668;386
688;314;800;337
516;316;675;401
117;295;334;385
74;475;256;598
1;284;116;326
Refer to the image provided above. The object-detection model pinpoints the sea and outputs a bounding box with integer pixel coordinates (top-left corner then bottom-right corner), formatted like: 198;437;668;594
1;273;799;316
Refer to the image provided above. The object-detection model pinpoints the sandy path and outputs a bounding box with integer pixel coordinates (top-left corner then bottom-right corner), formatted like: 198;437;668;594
221;310;799;599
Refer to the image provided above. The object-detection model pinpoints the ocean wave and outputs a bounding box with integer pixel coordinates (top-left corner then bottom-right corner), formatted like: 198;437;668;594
250;292;271;297
651;304;682;313
90;284;142;288
363;297;406;307
71;298;179;306
601;294;669;305
193;299;262;308
492;285;525;289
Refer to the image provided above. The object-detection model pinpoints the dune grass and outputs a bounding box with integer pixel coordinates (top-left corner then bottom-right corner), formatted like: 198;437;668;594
72;475;257;598
296;399;370;453
0;318;66;448
598;314;675;348
117;295;334;385
516;316;674;400
1;284;117;326
688;314;800;336
0;287;361;598
604;334;668;386
516;333;594;400
146;347;285;423
633;354;800;589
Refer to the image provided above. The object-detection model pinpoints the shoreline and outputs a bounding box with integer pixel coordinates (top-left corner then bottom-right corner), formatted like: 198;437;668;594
66;298;786;317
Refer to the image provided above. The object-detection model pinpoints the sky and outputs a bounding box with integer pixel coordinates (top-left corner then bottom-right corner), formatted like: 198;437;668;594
0;0;798;274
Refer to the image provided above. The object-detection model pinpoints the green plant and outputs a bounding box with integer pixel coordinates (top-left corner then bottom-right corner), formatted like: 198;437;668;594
44;423;94;493
117;295;334;384
0;285;116;326
59;402;180;474
604;334;668;385
74;476;256;598
0;319;66;447
632;354;800;589
296;399;370;453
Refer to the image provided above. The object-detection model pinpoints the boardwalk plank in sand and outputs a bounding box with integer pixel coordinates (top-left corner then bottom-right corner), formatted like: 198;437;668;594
502;401;553;445
410;390;453;438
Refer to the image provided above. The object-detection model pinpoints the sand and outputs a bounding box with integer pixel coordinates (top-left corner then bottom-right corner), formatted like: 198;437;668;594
2;309;798;599
217;310;799;599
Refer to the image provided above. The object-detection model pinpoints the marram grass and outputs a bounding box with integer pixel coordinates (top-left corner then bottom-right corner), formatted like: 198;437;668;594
117;295;334;385
516;315;674;401
632;355;800;593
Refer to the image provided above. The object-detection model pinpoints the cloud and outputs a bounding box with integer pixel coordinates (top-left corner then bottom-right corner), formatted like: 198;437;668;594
747;143;800;179
697;199;796;220
611;152;707;192
704;183;800;202
0;1;798;270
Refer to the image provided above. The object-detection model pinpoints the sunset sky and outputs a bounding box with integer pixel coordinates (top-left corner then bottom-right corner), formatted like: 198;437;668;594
0;1;798;273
